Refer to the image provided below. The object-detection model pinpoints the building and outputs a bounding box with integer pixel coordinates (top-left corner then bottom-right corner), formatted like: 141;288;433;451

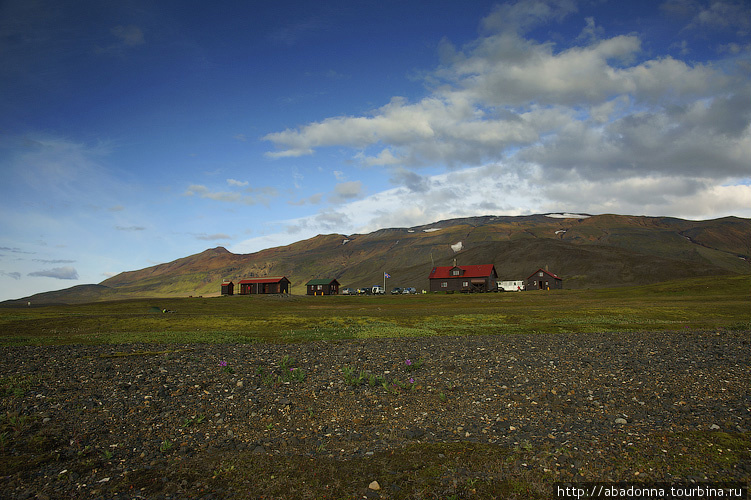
220;280;234;295
306;278;340;295
526;268;562;290
428;264;498;293
238;277;290;295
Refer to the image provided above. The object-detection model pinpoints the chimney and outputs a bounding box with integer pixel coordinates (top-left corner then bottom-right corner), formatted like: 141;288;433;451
453;258;457;267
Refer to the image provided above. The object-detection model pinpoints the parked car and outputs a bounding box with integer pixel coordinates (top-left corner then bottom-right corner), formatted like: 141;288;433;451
402;287;417;294
356;287;371;295
340;287;355;295
372;285;385;295
391;287;403;294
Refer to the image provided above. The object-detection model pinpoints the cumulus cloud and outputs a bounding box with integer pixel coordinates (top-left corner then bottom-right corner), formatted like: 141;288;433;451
329;181;363;203
261;0;750;224
28;266;79;280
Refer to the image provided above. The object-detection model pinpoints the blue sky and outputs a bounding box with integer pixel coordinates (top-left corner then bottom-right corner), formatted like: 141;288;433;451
1;0;750;301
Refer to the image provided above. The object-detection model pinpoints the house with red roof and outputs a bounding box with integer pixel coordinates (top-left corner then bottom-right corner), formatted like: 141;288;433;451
428;264;498;293
526;268;562;290
238;276;290;295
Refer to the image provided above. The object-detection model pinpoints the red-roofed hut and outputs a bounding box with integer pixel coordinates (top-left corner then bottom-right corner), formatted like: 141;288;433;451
428;264;498;293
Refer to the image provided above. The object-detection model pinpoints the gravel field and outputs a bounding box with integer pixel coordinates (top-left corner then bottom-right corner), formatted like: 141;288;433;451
1;330;749;499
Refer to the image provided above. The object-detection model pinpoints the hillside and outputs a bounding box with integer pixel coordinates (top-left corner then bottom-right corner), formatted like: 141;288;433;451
4;214;750;304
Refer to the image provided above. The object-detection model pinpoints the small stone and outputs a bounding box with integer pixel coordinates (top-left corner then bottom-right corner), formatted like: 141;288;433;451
368;481;381;491
615;418;627;425
236;381;243;388
710;424;721;430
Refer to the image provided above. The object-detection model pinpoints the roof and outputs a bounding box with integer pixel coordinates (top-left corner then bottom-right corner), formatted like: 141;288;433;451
306;278;340;286
527;268;562;280
238;276;289;284
428;264;496;279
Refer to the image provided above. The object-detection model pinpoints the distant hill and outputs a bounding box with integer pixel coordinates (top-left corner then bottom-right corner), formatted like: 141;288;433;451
4;214;750;305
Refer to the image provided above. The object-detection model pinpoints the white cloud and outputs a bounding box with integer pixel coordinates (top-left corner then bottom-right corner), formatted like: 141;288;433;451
231;158;751;256
685;1;751;33
195;233;232;241
183;183;279;205
480;0;578;34
330;181;363;203
260;0;750;229
28;266;79;280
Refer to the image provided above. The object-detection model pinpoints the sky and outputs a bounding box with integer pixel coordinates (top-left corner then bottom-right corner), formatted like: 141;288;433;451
1;0;750;301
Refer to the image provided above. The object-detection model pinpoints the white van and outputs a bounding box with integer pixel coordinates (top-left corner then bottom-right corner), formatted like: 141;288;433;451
371;285;385;295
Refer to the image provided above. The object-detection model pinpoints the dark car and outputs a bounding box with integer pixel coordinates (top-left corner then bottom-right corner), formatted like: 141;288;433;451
390;287;402;294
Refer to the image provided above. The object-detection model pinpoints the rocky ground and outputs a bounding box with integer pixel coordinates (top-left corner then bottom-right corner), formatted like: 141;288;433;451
0;330;749;499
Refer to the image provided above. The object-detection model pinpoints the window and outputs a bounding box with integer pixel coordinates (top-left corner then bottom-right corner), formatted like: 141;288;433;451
441;282;448;288
452;269;460;276
538;272;544;277
463;281;469;287
317;285;322;290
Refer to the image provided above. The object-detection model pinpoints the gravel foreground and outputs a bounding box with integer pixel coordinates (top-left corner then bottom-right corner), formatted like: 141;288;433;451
1;330;749;499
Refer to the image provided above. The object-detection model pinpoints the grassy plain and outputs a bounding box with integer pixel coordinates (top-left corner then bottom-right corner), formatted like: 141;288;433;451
1;275;749;346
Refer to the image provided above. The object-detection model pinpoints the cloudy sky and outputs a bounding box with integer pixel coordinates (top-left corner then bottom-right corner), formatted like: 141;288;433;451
1;0;750;301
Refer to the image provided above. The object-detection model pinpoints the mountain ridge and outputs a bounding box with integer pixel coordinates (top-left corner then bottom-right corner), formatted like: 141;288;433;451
4;213;750;305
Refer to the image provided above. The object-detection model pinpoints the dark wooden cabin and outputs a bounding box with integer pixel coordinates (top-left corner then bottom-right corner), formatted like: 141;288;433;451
220;280;234;295
238;277;290;295
428;264;498;293
526;268;562;290
306;278;340;295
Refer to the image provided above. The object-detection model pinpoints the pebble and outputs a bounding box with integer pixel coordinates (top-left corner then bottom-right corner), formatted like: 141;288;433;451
368;480;381;490
0;331;748;499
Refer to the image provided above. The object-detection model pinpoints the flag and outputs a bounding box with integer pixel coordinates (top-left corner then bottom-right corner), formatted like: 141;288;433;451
384;273;391;278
